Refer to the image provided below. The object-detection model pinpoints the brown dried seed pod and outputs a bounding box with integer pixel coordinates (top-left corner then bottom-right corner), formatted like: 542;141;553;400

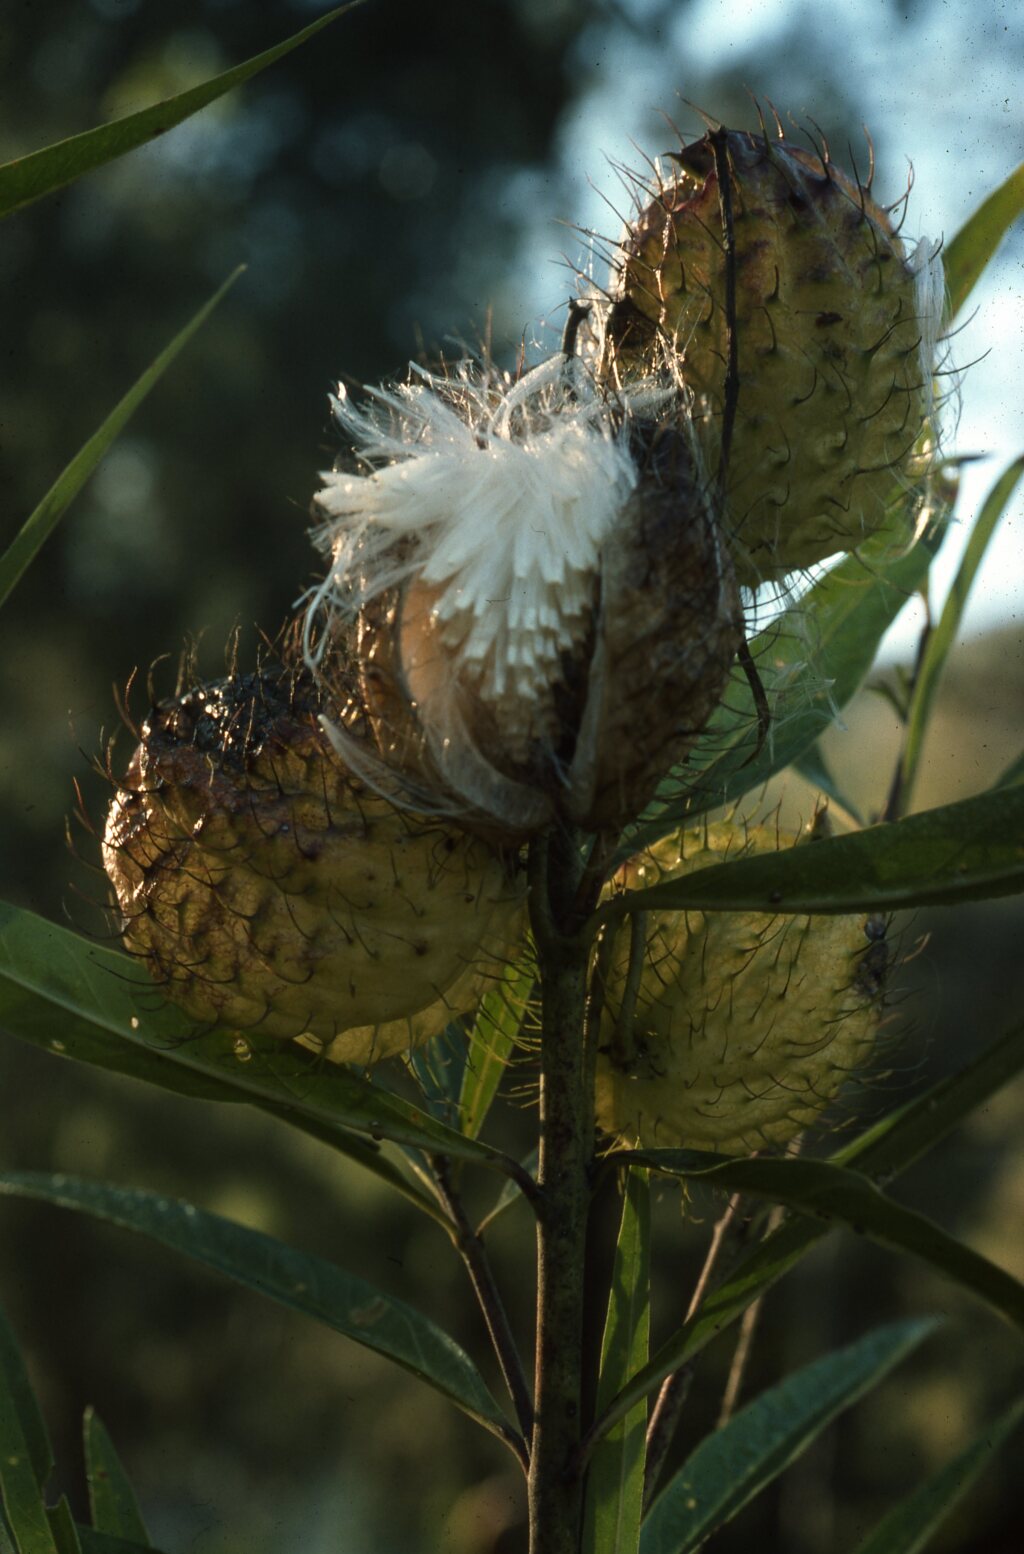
603;126;943;584
307;359;743;842
595;821;887;1153
564;414;742;829
102;665;524;1059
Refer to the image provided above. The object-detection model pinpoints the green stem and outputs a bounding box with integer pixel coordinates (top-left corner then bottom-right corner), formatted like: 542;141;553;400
527;827;597;1554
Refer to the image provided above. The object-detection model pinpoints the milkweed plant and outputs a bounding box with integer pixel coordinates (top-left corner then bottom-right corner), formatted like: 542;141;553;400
2;10;1024;1554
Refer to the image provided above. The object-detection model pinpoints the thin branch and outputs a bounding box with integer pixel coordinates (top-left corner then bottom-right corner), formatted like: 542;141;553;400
881;590;933;823
717;1201;786;1426
643;1192;743;1508
430;1155;533;1460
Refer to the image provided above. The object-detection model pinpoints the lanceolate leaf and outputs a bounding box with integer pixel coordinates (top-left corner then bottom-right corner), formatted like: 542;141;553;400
630;1152;1024;1333
0;271;243;612
82;1412;149;1546
617;511;947;866
0;1305;53;1498
899;457;1024;808
604;785;1024;920
405;1024;468;1124
0;1302;75;1552
851;1394;1024;1554
641;1319;935;1554
0;904;522;1196
0;1376;59;1554
459;967;532;1139
0;5;361;219
0;906;450;1225
583;1169;651;1554
585;1018;1024;1453
0;1173;515;1453
44;1502;81;1554
829;1019;1024;1182
944;158;1024;322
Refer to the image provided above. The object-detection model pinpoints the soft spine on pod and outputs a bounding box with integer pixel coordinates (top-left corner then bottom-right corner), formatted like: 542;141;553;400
601;123;946;584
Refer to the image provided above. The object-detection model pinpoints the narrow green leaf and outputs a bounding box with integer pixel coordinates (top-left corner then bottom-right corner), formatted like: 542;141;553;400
587;1018;1024;1450
0;1306;53;1495
44;1503;81;1554
0;1380;59;1554
0;269;243;611
944;160;1024;322
0;904;449;1225
0;1173;514;1452
900;457;1024;807
405;1023;468;1124
641;1319;935;1554
82;1412;149;1545
0;4;361;219
616;512;947;866
584;1169;651;1554
0;904;522;1192
631;1152;1024;1333
829;1019;1024;1183
0;1520;16;1554
458;967;531;1138
604;785;1024;920
851;1394;1024;1554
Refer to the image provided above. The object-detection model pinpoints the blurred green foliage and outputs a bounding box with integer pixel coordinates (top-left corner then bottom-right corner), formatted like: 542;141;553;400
1;3;1023;1551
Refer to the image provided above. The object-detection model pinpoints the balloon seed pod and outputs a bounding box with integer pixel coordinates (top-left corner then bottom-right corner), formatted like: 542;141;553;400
102;663;524;1063
601;119;947;585
595;820;889;1153
304;354;742;842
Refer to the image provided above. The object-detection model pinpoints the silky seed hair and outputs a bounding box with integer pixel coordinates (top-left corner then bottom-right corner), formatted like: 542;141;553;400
303;354;673;743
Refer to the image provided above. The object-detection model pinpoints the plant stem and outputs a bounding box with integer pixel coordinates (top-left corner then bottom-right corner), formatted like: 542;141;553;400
882;594;933;823
717;1200;786;1426
643;1191;743;1508
431;1154;534;1456
527;827;596;1554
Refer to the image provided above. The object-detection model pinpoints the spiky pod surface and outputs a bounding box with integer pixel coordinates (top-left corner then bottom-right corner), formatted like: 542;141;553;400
306;357;742;842
102;667;522;1063
603;127;943;584
595;822;886;1153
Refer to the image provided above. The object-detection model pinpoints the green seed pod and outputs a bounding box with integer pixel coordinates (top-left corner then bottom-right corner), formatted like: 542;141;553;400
603;124;944;584
595;822;887;1153
103;666;523;1061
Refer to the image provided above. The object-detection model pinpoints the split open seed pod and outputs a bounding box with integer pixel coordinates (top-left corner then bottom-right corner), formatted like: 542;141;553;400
305;356;742;842
601;120;946;584
103;664;524;1063
595;820;889;1153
